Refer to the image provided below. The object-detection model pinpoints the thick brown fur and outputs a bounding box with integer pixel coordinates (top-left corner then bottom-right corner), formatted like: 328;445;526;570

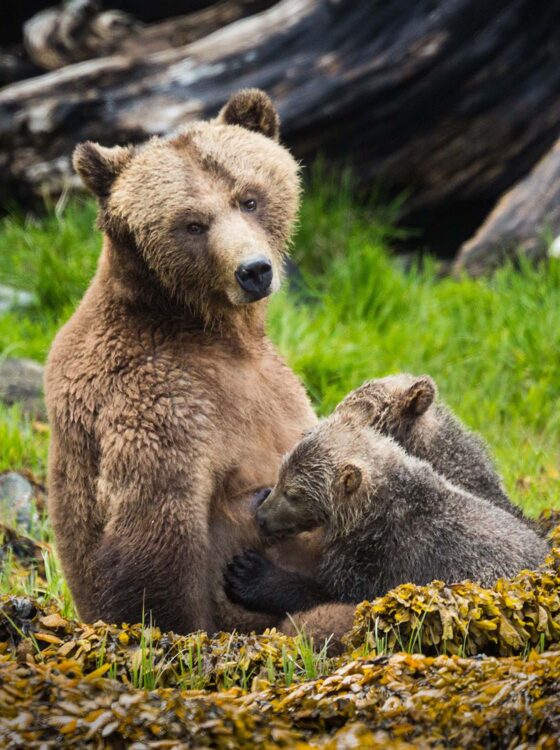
279;603;355;656
226;390;548;628
45;89;318;634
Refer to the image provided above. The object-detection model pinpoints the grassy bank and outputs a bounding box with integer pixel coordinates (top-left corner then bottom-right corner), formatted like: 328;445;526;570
1;181;559;515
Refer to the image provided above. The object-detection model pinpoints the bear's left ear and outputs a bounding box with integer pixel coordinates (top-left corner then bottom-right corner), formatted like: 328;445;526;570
403;376;437;416
217;89;280;141
73;141;134;198
337;462;363;495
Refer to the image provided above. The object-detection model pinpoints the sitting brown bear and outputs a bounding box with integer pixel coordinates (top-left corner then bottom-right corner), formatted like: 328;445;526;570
225;388;548;616
45;89;319;635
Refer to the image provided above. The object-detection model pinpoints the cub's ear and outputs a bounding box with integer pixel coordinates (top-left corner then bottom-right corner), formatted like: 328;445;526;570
337;462;363;495
403;376;437;416
217;89;280;141
72;141;133;198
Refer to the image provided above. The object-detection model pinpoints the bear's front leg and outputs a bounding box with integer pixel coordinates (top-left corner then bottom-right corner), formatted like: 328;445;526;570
224;549;331;615
94;410;216;635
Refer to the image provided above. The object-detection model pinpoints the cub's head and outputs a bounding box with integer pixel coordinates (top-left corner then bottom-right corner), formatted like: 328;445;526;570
336;375;437;439
73;89;299;318
256;409;398;541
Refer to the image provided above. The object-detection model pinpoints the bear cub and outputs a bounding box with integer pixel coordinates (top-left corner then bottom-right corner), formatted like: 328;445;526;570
339;374;532;524
226;382;548;616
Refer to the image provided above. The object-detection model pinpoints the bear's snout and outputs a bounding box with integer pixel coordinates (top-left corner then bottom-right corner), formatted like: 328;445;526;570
235;256;273;301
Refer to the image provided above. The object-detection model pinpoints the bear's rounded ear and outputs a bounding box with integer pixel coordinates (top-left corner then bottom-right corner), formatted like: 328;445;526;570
217;89;280;141
404;376;437;416
337;462;363;495
72;141;133;198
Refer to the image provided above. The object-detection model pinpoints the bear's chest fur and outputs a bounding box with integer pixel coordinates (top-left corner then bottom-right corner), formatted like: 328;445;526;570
47;291;317;632
168;330;316;496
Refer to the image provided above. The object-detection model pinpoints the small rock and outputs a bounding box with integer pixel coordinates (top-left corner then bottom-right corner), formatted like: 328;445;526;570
0;357;46;419
0;472;34;528
549;235;560;259
0;284;35;313
12;596;37;621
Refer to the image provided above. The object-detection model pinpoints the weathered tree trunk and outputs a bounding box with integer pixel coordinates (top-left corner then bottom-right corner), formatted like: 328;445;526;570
454;138;560;275
23;0;276;71
1;0;560;265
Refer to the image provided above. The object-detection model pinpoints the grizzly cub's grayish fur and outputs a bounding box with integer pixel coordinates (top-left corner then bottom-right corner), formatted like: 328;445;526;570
338;374;530;524
226;395;547;615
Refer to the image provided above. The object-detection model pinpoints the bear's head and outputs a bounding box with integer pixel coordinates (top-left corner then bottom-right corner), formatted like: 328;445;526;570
335;374;438;441
255;405;402;541
73;89;299;322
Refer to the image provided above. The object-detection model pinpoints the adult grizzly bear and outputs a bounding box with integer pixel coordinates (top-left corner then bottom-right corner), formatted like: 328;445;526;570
45;89;317;634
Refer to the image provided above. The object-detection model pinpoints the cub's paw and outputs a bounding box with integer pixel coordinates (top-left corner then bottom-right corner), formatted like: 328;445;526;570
224;550;277;612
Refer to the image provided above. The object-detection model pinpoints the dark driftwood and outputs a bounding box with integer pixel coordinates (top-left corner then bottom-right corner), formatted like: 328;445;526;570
23;0;141;71
23;0;275;71
1;1;218;46
0;51;40;87
1;0;560;264
454;138;560;275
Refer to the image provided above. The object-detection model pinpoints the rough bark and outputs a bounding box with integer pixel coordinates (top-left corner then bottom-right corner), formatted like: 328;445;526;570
23;0;275;71
454;138;560;275
1;0;560;263
23;0;141;71
0;1;219;46
0;50;41;88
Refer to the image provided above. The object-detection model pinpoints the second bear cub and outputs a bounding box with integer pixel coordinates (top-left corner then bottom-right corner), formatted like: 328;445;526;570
337;374;530;524
226;389;547;615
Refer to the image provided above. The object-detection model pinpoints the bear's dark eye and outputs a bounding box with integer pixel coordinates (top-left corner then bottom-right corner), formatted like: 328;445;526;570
241;198;257;212
187;223;206;235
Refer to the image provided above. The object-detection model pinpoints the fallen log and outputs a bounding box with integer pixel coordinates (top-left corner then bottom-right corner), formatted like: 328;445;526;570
1;0;560;263
454;138;560;275
23;0;276;71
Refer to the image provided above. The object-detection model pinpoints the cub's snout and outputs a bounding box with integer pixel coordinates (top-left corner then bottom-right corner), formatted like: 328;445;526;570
255;489;318;541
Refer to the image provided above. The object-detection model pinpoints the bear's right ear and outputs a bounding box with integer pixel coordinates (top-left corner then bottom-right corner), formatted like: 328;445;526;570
403;376;437;416
73;141;133;198
337;462;364;495
217;89;280;141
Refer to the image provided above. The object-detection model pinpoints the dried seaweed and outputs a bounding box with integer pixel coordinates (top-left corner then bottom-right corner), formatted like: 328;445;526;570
0;523;48;576
0;595;331;692
1;515;560;747
538;508;560;538
345;567;560;657
1;646;560;747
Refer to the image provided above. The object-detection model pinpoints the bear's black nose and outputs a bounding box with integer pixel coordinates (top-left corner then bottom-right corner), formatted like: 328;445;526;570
235;257;273;300
250;487;272;513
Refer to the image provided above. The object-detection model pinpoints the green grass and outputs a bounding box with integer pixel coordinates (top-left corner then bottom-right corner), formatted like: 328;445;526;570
0;180;559;520
0;404;49;475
